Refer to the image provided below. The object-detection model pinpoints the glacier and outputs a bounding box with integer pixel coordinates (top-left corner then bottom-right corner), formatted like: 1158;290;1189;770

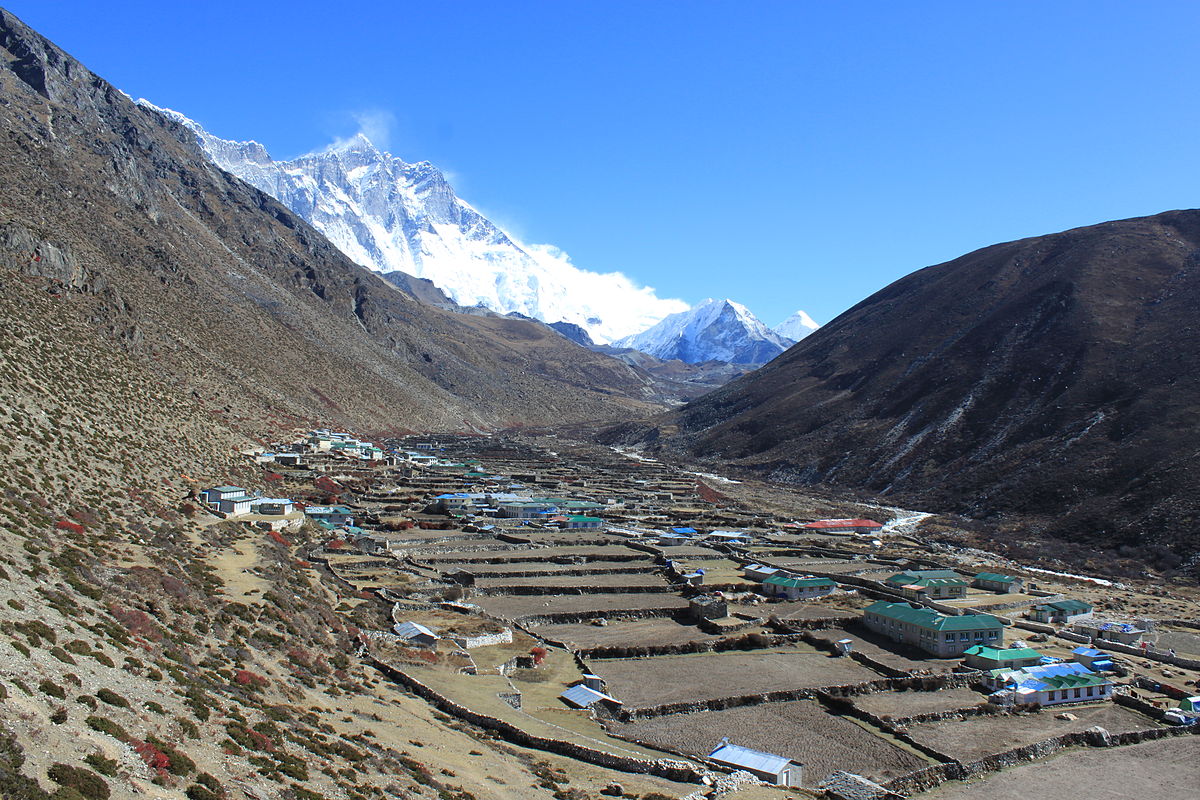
139;101;687;343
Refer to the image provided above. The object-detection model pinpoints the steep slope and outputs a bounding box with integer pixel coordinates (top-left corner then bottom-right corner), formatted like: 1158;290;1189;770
774;309;820;341
151;106;688;342
613;298;794;365
0;9;664;438
649;211;1200;573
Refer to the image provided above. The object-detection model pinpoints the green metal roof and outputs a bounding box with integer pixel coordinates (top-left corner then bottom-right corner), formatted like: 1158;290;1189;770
885;571;967;587
764;575;836;588
963;645;1044;661
1040;672;1109;689
865;601;1003;631
975;572;1018;583
1043;599;1093;613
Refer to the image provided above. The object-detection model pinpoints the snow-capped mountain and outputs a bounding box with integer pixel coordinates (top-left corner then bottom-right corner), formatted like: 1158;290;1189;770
140;101;686;343
774;309;820;341
613;299;795;365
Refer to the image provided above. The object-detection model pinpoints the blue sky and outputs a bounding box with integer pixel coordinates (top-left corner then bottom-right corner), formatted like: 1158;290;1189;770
11;1;1200;327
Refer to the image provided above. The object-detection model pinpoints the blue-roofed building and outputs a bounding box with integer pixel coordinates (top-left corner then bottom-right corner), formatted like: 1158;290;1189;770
1072;647;1115;671
707;739;803;787
985;661;1114;706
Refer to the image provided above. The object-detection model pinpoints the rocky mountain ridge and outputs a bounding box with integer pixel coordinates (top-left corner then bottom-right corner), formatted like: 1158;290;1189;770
615;210;1200;575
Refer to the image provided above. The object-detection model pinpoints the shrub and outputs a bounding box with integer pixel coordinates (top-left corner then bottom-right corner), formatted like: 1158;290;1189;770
50;707;68;725
47;764;109;800
95;689;128;709
196;772;223;796
83;755;119;778
38;679;66;699
233;670;268;689
85;716;129;742
185;786;219;800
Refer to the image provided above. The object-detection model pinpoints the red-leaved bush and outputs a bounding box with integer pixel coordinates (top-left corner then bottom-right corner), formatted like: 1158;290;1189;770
133;739;170;779
108;604;164;641
233;670;269;689
55;520;85;534
267;530;290;547
530;647;548;665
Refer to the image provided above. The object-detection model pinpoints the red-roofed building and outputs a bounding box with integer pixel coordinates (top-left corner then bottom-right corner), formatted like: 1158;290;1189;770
800;519;883;534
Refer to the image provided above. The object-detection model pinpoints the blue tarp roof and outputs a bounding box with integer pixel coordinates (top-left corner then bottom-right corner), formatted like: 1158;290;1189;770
708;741;795;775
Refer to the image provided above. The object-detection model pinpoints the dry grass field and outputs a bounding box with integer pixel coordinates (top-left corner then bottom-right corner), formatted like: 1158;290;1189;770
904;704;1162;762
443;559;655;575
852;687;989;718
474;572;670;591
922;735;1200;800
807;628;963;673
592;645;881;708
421;545;642;563
474;592;690;621
531;618;726;649
610;699;931;787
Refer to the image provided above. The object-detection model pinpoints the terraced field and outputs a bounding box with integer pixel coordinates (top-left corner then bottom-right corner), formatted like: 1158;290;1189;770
592;645;881;708
610;698;931;787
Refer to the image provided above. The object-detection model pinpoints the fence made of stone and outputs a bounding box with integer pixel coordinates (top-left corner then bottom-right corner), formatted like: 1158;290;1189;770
369;657;704;783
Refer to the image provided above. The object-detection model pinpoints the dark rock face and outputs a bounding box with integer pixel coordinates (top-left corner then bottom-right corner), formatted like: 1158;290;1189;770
660;211;1200;572
0;8;664;434
550;322;595;347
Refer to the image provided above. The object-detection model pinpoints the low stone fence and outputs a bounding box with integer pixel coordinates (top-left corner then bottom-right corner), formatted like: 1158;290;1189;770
471;583;675;597
577;632;805;661
964;594;1061;615
880;721;1198;794
513;605;686;627
457;564;659;579
619;673;981;722
1054;629;1200;670
796;630;915;679
369;658;704;783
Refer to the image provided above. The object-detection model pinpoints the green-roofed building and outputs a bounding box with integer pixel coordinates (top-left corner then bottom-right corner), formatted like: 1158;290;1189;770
884;570;968;600
973;572;1024;594
762;574;837;600
564;515;604;530
963;644;1045;670
863;601;1004;657
1028;599;1094;624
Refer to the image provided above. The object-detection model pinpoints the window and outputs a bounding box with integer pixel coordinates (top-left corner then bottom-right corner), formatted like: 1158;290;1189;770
1086;686;1094;696
959;632;969;641
945;633;954;641
1074;688;1082;698
1047;691;1055;701
988;631;998;639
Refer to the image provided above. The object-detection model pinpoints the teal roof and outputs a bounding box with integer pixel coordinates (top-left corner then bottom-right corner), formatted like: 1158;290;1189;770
886;570;967;588
975;572;1018;583
568;516;603;523
964;645;1044;661
865;601;1003;631
1041;599;1093;613
765;575;836;588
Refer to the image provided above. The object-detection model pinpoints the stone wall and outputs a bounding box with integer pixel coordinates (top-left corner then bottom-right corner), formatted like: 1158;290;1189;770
880;721;1198;794
369;658;704;784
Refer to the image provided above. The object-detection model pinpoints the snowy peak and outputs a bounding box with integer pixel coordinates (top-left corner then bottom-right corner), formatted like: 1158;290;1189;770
139;100;686;343
614;298;794;365
774;309;820;341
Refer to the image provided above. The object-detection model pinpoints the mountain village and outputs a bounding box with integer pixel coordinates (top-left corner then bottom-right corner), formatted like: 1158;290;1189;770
188;430;1200;798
